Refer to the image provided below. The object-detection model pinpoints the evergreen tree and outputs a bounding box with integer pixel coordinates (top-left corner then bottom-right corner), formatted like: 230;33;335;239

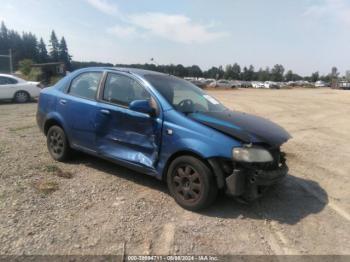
58;37;72;70
0;22;8;41
258;67;271;81
38;38;49;63
204;66;223;79
224;63;241;80
241;65;255;81
310;72;319;82
285;70;302;82
271;64;285;82
241;66;249;80
231;63;241;80
285;70;294;82
0;22;9;50
187;65;202;78
174;64;187;77
0;22;73;73
224;64;233;79
247;65;256;81
21;32;38;61
49;30;59;61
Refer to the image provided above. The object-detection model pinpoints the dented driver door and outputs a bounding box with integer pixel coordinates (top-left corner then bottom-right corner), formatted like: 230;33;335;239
95;72;162;174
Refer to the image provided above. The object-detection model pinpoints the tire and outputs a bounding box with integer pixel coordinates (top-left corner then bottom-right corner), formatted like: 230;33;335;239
47;125;71;162
14;91;30;103
167;156;218;211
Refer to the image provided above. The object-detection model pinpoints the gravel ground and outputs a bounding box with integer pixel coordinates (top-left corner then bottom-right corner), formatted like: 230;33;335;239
0;88;349;255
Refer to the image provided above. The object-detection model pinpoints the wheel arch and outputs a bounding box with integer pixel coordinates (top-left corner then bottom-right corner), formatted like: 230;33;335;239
161;150;224;189
44;118;64;136
161;150;205;180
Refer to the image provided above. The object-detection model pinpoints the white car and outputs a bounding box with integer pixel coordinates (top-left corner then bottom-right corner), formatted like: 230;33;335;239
315;81;328;88
209;80;235;88
252;81;265;88
264;81;279;89
0;74;42;103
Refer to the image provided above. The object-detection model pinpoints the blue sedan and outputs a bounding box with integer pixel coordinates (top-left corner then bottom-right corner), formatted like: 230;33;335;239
37;67;291;210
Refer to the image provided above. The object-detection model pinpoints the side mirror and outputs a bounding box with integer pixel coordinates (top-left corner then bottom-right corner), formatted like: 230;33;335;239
129;100;155;116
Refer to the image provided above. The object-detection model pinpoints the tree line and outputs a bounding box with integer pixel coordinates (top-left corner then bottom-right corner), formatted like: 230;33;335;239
72;61;341;83
0;21;342;83
0;22;72;72
111;63;338;83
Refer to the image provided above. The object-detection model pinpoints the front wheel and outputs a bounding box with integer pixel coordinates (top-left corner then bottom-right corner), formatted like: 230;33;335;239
47;125;71;162
14;91;30;103
167;156;218;211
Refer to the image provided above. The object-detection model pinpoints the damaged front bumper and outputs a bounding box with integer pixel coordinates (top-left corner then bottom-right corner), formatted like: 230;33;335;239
208;151;288;201
225;164;288;201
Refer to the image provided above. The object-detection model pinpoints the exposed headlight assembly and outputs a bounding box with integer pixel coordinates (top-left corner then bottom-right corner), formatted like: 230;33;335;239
232;147;273;163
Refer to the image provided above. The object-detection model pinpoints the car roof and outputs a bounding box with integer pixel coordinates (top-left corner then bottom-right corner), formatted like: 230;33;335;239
0;73;17;78
114;67;168;77
88;67;167;77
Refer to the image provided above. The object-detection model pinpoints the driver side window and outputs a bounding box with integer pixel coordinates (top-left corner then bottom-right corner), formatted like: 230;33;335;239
103;73;150;107
173;86;209;112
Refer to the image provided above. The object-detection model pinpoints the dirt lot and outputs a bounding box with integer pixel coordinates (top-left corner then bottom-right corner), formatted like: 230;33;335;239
0;88;349;255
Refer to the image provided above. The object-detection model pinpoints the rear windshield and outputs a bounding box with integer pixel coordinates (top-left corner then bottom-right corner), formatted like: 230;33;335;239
144;74;226;114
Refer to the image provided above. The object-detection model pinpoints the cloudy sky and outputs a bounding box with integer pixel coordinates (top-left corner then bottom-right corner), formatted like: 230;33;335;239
1;0;349;75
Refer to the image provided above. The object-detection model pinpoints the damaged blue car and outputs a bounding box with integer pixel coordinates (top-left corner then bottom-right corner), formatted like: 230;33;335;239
37;67;291;210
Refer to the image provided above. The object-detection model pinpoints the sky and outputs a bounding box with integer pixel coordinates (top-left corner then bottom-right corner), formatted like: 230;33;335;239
0;0;349;76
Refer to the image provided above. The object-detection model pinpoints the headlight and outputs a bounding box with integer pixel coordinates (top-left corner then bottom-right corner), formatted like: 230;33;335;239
232;147;273;163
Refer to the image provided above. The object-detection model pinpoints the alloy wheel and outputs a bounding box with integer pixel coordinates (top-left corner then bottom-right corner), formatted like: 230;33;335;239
172;165;203;202
15;91;29;103
49;129;64;157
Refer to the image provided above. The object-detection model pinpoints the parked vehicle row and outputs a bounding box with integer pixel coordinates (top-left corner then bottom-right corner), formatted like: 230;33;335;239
184;77;333;89
338;81;350;89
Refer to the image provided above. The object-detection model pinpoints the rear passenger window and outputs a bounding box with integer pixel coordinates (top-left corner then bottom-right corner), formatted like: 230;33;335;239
103;73;150;106
69;72;102;100
0;77;17;85
0;77;7;85
8;78;18;84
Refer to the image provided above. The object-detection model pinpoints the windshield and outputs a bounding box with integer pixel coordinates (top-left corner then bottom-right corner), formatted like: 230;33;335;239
144;74;227;114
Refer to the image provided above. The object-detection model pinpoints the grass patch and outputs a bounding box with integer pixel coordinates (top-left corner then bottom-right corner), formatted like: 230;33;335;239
0;145;7;156
44;165;61;173
9;125;35;132
0;191;6;201
33;179;59;194
56;170;73;179
44;165;73;179
15;181;27;193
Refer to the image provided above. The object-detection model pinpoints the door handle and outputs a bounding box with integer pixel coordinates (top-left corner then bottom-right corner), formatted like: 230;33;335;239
59;99;67;105
100;109;110;115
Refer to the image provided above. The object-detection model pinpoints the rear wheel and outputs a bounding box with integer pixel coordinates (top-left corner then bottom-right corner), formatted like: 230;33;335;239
47;126;71;161
167;156;218;211
14;91;30;103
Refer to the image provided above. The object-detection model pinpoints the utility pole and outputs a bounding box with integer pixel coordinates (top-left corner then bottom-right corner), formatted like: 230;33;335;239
9;49;13;74
0;49;14;74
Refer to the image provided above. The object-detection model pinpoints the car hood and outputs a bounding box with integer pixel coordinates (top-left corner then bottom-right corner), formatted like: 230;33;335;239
188;111;291;147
